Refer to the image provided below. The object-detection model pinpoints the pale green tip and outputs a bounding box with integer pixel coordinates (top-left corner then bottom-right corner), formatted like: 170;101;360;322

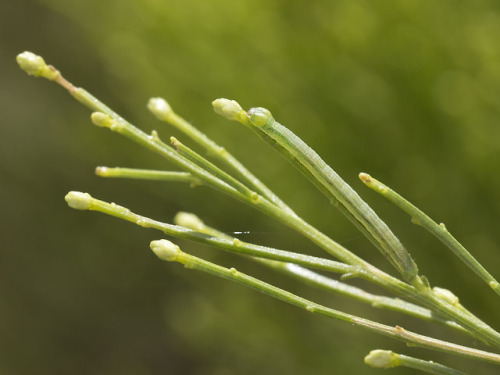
173;212;205;231
91;112;114;128
247;107;272;127
359;172;373;184
212;98;244;121
364;350;399;368
95;166;108;176
16;51;58;80
150;239;181;261
490;281;500;292
148;97;172;120
65;191;93;210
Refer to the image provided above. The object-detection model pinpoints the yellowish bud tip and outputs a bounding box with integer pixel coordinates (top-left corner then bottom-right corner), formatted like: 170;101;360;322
490;281;500;292
148;97;172;120
95;166;108;176
16;51;47;76
65;191;93;210
212;98;244;121
358;172;372;184
150;239;181;261
173;212;205;231
16;51;58;80
364;350;399;368
91;112;114;128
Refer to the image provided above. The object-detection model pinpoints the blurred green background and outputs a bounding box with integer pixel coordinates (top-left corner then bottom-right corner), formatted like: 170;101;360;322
1;0;500;374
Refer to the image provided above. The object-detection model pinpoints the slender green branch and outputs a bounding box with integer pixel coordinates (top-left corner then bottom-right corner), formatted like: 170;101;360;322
95;167;200;184
364;350;469;374
211;99;500;348
149;239;500;365
212;99;420;285
148;97;294;213
170;136;260;201
359;172;500;297
64;191;357;275
17;52;500;349
173;211;468;335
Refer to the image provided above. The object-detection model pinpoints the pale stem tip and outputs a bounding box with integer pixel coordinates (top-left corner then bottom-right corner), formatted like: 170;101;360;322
490;281;500;292
364;350;399;368
150;239;181;261
148;97;172;120
65;191;93;210
358;172;372;184
16;51;58;80
212;98;244;121
95;166;108;176
173;212;205;231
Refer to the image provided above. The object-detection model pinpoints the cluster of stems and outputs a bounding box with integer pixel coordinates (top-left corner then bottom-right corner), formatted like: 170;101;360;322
17;51;500;375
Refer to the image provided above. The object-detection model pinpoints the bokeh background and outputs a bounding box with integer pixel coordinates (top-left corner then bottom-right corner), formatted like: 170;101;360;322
1;0;500;374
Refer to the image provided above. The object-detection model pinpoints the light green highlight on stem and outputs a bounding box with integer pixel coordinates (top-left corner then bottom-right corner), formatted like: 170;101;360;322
359;172;500;297
365;350;469;375
149;239;500;365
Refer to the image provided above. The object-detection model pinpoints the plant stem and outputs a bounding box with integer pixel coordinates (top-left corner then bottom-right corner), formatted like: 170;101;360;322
64;192;356;275
95;167;200;184
150;239;500;366
360;172;500;297
173;211;469;336
148;97;293;214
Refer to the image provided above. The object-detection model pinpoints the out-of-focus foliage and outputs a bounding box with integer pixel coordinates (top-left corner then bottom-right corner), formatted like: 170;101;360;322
1;0;500;374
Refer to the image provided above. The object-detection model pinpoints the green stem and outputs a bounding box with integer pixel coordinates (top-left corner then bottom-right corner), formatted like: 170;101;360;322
95;167;200;184
64;192;356;275
148;97;293;214
170;136;259;201
173;211;468;335
360;172;500;297
150;239;500;366
18;53;500;349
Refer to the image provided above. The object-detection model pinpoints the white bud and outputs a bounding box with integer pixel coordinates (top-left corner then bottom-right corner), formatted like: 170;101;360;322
150;239;181;261
212;98;244;121
148;97;172;119
174;212;205;231
65;191;93;210
364;350;399;368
